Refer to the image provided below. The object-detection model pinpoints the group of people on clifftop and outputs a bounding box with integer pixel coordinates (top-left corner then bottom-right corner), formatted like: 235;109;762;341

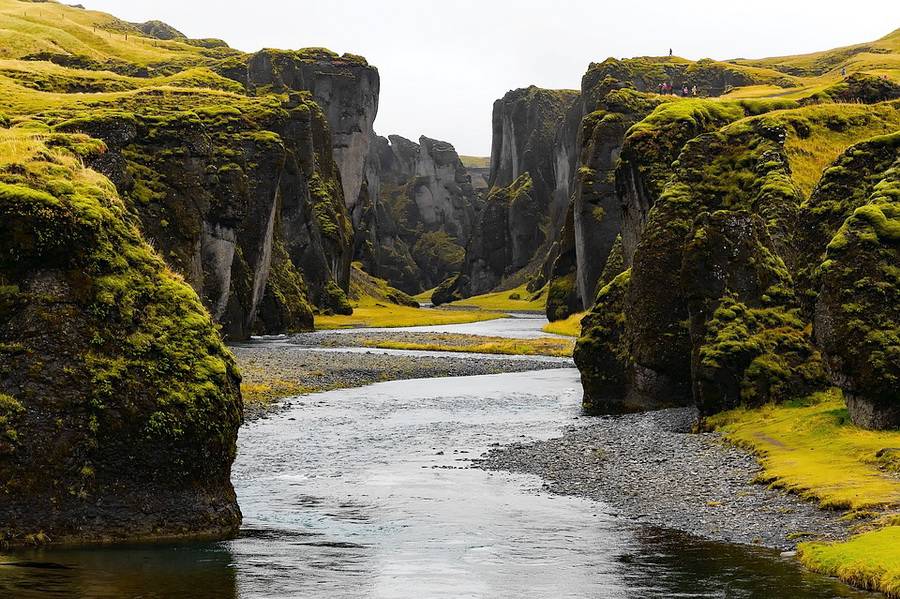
658;82;699;96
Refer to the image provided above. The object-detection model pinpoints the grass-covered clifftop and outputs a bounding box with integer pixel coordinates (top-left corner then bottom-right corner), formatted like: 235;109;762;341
0;0;380;340
0;128;243;545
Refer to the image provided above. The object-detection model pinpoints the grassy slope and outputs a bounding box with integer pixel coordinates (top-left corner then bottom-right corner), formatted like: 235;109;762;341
542;312;585;337
445;283;547;311
0;0;213;65
459;155;490;168
725;28;900;101
315;265;501;330
315;304;502;330
708;390;900;596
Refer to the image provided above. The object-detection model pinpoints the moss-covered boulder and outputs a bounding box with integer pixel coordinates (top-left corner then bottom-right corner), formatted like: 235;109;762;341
811;134;900;429
431;273;466;306
0;133;242;545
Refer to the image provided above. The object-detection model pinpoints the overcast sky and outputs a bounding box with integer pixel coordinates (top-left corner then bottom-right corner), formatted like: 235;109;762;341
82;1;896;156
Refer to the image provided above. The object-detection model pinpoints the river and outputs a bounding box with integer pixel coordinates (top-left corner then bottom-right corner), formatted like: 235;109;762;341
0;316;872;598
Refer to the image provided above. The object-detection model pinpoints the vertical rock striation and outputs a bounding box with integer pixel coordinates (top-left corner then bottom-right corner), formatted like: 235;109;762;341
436;86;579;303
361;134;482;293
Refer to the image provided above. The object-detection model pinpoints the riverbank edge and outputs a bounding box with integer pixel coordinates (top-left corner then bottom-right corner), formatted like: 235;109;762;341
473;407;860;557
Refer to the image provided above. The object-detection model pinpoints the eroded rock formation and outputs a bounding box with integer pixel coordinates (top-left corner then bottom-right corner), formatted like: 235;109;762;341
574;95;900;429
54;89;350;339
435;86;578;303
0;133;242;545
360;134;482;294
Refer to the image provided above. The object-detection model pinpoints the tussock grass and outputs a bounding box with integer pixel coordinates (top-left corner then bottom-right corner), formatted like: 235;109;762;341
364;334;574;357
446;283;546;312
542;312;585;337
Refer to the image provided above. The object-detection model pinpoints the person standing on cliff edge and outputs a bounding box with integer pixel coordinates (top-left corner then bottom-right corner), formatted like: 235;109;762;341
669;48;673;56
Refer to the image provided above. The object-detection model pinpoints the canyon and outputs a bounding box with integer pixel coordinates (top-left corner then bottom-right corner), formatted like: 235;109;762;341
0;1;898;596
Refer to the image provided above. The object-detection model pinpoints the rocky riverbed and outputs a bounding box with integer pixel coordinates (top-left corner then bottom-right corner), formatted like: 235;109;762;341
474;407;855;552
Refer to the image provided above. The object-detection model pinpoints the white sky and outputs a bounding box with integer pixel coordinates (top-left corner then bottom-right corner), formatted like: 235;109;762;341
81;1;897;156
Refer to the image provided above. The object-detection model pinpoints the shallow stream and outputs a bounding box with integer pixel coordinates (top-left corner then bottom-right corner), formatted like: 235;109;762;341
0;318;873;598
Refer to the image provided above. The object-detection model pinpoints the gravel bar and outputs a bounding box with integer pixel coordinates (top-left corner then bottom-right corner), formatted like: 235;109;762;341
232;340;571;420
474;407;854;551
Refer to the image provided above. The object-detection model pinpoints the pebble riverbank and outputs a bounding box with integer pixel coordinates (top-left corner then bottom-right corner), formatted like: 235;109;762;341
474;407;854;551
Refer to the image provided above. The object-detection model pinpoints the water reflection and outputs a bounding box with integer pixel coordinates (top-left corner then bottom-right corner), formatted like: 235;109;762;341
0;542;236;599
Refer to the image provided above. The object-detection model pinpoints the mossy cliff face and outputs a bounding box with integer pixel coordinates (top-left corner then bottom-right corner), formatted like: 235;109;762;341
573;269;633;412
437;174;537;301
439;86;578;303
0;132;242;545
360;134;482;294
243;48;380;228
489;86;580;234
566;56;793;314
804;133;900;428
571;87;664;308
0;4;383;336
48;89;348;338
575;98;900;426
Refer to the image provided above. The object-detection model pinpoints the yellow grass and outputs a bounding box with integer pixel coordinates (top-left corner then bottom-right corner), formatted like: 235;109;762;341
542;312;585;337
315;304;502;330
708;388;900;510
412;287;436;302
364;334;574;357
782;103;900;198
709;388;900;595
240;381;312;408
799;526;900;598
447;283;546;311
459;155;490;168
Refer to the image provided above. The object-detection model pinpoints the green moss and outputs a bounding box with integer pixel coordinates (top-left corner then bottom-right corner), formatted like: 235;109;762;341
0;131;242;539
574;269;633;413
546;272;577;322
800;527;900;597
322;280;352;316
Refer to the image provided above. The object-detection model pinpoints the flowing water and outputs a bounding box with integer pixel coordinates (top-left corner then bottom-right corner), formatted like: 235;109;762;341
0;318;874;598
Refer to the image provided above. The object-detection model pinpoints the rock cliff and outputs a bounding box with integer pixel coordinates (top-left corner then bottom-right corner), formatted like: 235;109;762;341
548;56;798;321
0;131;242;545
241;48;380;228
435;86;578;303
360;134;482;294
53;89;351;339
574;97;900;429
